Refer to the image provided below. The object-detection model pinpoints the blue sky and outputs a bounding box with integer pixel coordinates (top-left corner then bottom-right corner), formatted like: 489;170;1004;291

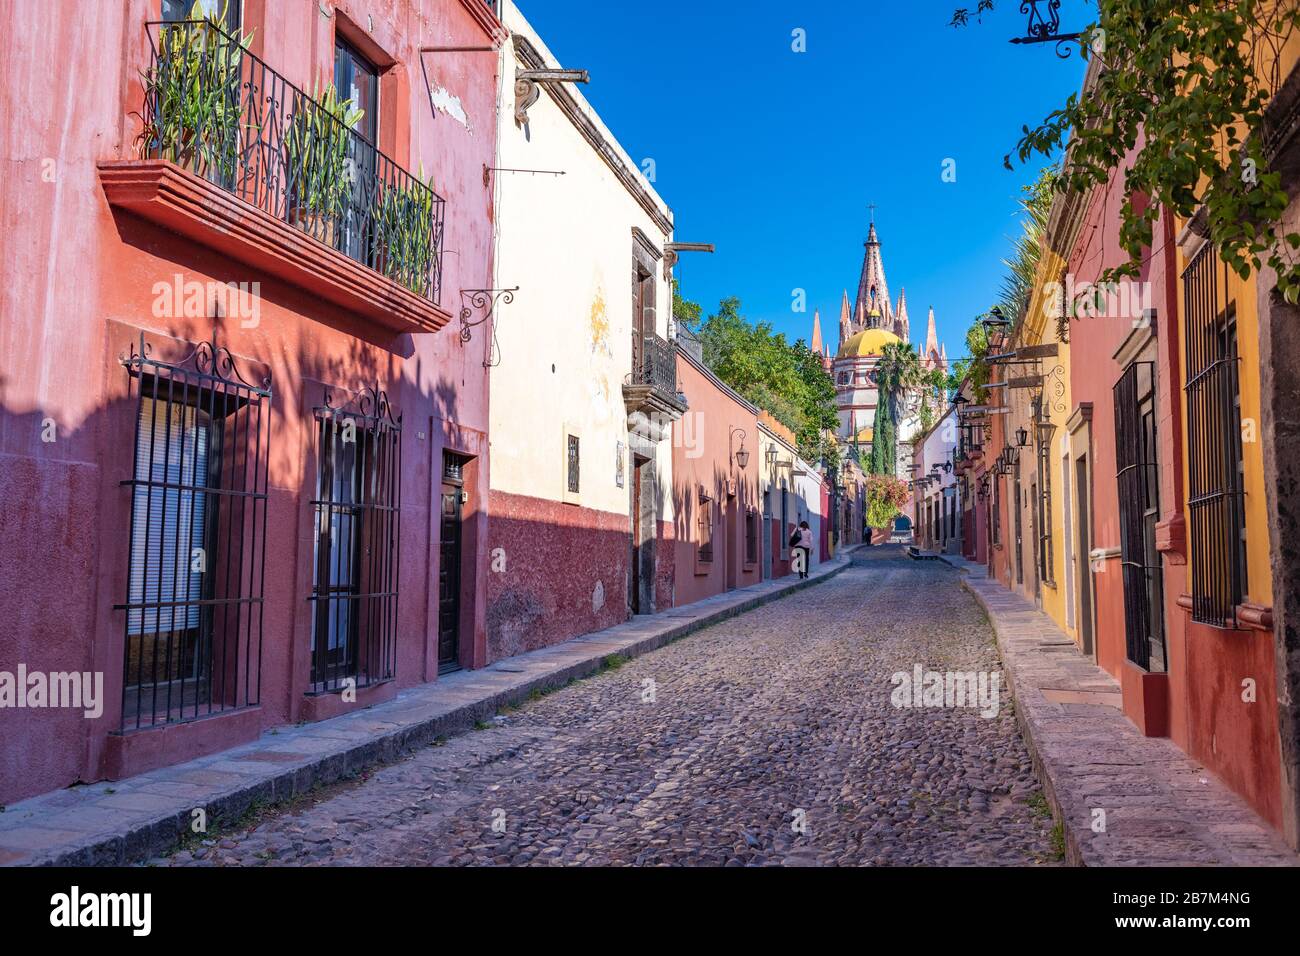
516;0;1093;361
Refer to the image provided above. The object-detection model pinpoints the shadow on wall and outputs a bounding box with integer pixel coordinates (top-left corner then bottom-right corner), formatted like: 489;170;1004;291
484;444;673;662
0;295;475;804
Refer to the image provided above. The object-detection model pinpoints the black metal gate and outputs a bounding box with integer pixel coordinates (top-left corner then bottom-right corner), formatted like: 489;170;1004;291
1182;244;1247;626
116;334;271;730
308;386;401;693
1115;361;1166;670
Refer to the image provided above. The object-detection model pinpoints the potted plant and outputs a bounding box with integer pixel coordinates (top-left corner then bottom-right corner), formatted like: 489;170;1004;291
136;1;250;185
285;81;364;246
865;473;910;546
370;167;437;295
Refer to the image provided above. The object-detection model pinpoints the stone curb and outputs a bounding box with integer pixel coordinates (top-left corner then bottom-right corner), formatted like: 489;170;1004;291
0;552;855;867
947;557;1297;867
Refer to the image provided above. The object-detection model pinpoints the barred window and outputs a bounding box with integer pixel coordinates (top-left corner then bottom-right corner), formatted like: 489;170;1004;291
992;472;1002;546
745;508;758;565
1115;361;1166;670
117;336;270;730
1036;418;1056;586
309;387;401;693
1183;245;1247;626
567;434;580;494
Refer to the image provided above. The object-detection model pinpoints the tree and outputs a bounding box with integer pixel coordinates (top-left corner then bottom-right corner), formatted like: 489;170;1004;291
868;342;923;476
679;292;839;462
952;1;1300;301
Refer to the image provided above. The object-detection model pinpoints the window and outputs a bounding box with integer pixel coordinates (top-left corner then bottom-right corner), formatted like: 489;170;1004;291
1183;245;1247;626
992;472;1002;546
161;0;240;30
697;490;714;562
567;434;581;494
745;508;758;565
117;336;270;729
1115;361;1166;671
309;387;401;693
333;38;380;261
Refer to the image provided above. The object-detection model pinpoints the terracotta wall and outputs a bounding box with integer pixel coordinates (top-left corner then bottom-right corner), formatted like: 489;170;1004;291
672;352;761;606
0;0;500;803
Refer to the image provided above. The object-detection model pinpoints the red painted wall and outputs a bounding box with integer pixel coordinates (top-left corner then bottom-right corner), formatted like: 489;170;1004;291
485;490;631;662
1067;163;1281;826
0;0;500;804
671;352;761;606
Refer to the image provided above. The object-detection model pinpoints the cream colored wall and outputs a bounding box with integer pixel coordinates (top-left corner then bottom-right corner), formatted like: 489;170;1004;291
489;1;675;520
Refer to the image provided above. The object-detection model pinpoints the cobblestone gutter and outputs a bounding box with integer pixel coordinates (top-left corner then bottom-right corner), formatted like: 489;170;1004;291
948;557;1297;867
0;554;853;867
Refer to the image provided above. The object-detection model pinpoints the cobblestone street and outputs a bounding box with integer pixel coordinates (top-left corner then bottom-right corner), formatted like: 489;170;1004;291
162;550;1059;867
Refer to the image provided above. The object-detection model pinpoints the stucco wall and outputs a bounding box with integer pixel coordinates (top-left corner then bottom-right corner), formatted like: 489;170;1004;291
483;0;676;653
0;0;499;803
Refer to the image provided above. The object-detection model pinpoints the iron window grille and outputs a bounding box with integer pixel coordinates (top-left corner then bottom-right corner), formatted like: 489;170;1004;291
1036;414;1056;586
309;386;401;694
567;434;581;494
1182;244;1248;626
140;18;447;303
745;508;758;565
1115;361;1167;671
116;334;270;730
992;471;1002;546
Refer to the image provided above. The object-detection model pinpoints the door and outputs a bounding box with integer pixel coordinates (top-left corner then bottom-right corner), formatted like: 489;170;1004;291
1013;461;1025;587
725;497;738;590
630;458;644;614
1075;455;1095;657
438;483;463;671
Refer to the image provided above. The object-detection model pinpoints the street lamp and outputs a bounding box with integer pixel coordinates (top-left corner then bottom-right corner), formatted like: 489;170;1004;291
1016;426;1029;448
729;426;749;470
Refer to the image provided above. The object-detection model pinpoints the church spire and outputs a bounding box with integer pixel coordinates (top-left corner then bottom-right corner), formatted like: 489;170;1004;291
924;306;941;369
853;220;893;331
838;290;852;346
811;308;823;355
895;287;910;342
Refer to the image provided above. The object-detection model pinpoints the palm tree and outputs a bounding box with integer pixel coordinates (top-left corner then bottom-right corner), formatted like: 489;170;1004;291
998;167;1056;322
868;341;922;477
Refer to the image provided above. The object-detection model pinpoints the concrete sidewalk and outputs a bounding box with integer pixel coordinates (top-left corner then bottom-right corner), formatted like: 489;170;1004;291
0;553;853;867
941;553;1297;866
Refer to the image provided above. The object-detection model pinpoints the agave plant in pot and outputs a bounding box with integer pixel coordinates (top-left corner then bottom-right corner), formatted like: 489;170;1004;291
136;1;251;185
285;82;364;247
370;167;438;296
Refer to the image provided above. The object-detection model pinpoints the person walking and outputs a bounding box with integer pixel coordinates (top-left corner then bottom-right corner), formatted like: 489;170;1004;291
792;520;813;579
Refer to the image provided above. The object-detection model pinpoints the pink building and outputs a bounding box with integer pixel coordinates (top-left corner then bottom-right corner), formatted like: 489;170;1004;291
0;0;502;805
672;346;762;605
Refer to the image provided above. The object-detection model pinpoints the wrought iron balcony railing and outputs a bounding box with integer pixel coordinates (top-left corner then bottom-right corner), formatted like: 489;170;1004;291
140;19;446;304
632;333;679;396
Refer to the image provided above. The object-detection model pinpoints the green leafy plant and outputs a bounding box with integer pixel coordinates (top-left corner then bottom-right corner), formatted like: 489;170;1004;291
136;1;250;181
865;472;910;528
372;168;438;294
954;1;1300;301
286;81;364;229
683;294;839;461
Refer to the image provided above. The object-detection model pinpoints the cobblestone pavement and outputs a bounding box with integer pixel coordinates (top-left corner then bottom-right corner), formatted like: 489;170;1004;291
160;549;1060;866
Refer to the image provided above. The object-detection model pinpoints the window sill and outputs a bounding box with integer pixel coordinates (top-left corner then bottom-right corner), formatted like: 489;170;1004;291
99;160;453;335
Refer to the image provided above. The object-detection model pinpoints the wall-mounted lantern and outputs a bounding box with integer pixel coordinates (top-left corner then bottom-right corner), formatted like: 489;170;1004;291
729;426;749;471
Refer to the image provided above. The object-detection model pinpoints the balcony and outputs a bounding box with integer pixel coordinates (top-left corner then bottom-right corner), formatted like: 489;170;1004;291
100;18;450;333
624;334;688;426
